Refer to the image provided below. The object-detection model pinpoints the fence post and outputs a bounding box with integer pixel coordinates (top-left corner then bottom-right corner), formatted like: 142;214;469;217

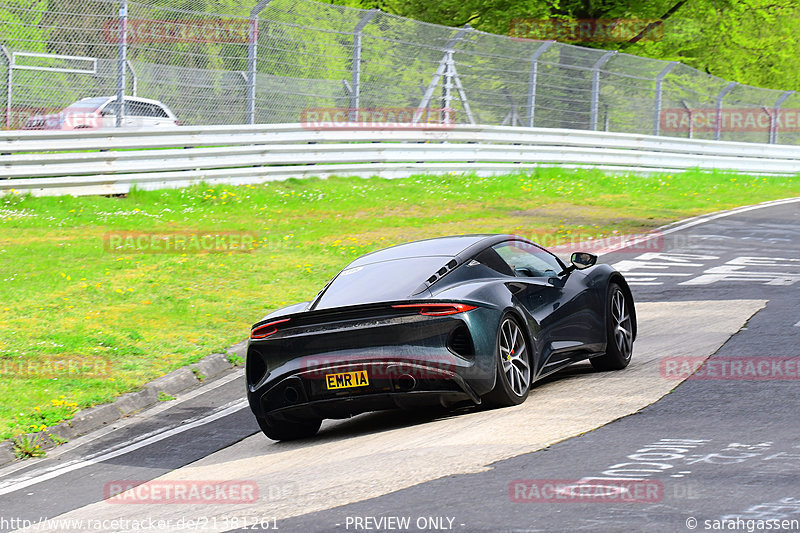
414;25;471;124
126;60;137;97
115;0;128;127
350;9;378;122
653;61;676;136
441;50;454;122
771;90;794;144
680;100;693;139
526;40;554;128
1;45;11;130
590;50;616;131
247;0;273;125
714;81;737;141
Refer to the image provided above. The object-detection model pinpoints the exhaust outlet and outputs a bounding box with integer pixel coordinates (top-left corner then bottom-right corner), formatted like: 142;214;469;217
397;374;417;391
284;385;300;403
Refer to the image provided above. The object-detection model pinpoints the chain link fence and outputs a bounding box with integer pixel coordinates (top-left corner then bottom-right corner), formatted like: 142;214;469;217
2;0;799;144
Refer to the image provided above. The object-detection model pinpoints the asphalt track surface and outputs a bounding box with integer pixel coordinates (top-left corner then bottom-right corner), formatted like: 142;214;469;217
0;197;797;533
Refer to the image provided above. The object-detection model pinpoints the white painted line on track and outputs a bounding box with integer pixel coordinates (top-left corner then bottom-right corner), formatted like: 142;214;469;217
0;399;248;497
598;196;800;256
0;369;245;480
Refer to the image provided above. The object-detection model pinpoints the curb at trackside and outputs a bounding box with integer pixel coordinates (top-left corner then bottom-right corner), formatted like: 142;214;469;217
0;340;249;467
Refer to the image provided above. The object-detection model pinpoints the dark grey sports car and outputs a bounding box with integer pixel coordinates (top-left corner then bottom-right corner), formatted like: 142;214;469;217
246;234;636;441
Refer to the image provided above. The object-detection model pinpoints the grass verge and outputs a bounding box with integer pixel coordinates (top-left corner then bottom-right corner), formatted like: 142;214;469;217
1;168;798;439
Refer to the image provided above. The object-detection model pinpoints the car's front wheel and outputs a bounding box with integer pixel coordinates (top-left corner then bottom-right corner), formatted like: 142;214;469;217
485;315;531;407
256;415;322;441
591;282;634;371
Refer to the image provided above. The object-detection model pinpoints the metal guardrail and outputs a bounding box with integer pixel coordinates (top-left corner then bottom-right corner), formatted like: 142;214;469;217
1;124;798;196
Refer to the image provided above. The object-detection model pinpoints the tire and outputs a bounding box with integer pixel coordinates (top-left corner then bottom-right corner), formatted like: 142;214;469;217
256;415;321;441
484;315;532;407
591;282;634;371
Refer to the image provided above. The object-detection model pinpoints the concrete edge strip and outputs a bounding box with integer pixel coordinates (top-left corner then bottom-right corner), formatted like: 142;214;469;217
0;343;247;467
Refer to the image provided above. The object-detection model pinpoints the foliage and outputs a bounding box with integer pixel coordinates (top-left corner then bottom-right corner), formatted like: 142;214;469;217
13;432;46;459
364;0;800;91
227;352;245;366
157;391;176;401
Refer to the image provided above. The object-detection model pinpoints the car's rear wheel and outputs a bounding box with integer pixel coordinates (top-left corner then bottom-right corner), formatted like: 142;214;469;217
591;282;634;371
256;415;322;441
485;315;531;407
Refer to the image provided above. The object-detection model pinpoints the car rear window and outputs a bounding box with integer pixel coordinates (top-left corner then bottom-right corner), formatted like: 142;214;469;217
313;256;452;309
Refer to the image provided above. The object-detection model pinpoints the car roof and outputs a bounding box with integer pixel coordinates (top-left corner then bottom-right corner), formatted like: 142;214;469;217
309;234;538;310
82;95;169;105
346;234;521;268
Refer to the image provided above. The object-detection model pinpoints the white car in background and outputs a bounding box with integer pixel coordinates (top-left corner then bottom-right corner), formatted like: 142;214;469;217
23;96;181;130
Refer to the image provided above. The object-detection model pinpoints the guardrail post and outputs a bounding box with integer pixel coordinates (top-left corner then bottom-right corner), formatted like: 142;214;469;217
714;82;738;141
770;90;794;144
115;0;128;127
590;50;616;131
526;41;554;128
350;9;378;122
247;0;272;125
653;61;676;136
1;45;11;130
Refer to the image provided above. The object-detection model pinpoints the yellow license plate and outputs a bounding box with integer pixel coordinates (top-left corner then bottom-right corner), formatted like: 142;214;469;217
325;370;369;390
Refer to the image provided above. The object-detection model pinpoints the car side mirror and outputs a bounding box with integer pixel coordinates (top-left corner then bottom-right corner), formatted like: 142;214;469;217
570;252;597;270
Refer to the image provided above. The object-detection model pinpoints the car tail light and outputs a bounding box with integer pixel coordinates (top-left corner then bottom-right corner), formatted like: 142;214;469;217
392;303;477;316
250;318;290;339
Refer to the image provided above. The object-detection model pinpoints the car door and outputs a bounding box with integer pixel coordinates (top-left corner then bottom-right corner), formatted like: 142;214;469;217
491;240;600;375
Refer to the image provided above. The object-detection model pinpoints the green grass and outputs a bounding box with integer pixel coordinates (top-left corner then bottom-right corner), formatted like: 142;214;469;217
1;168;798;439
